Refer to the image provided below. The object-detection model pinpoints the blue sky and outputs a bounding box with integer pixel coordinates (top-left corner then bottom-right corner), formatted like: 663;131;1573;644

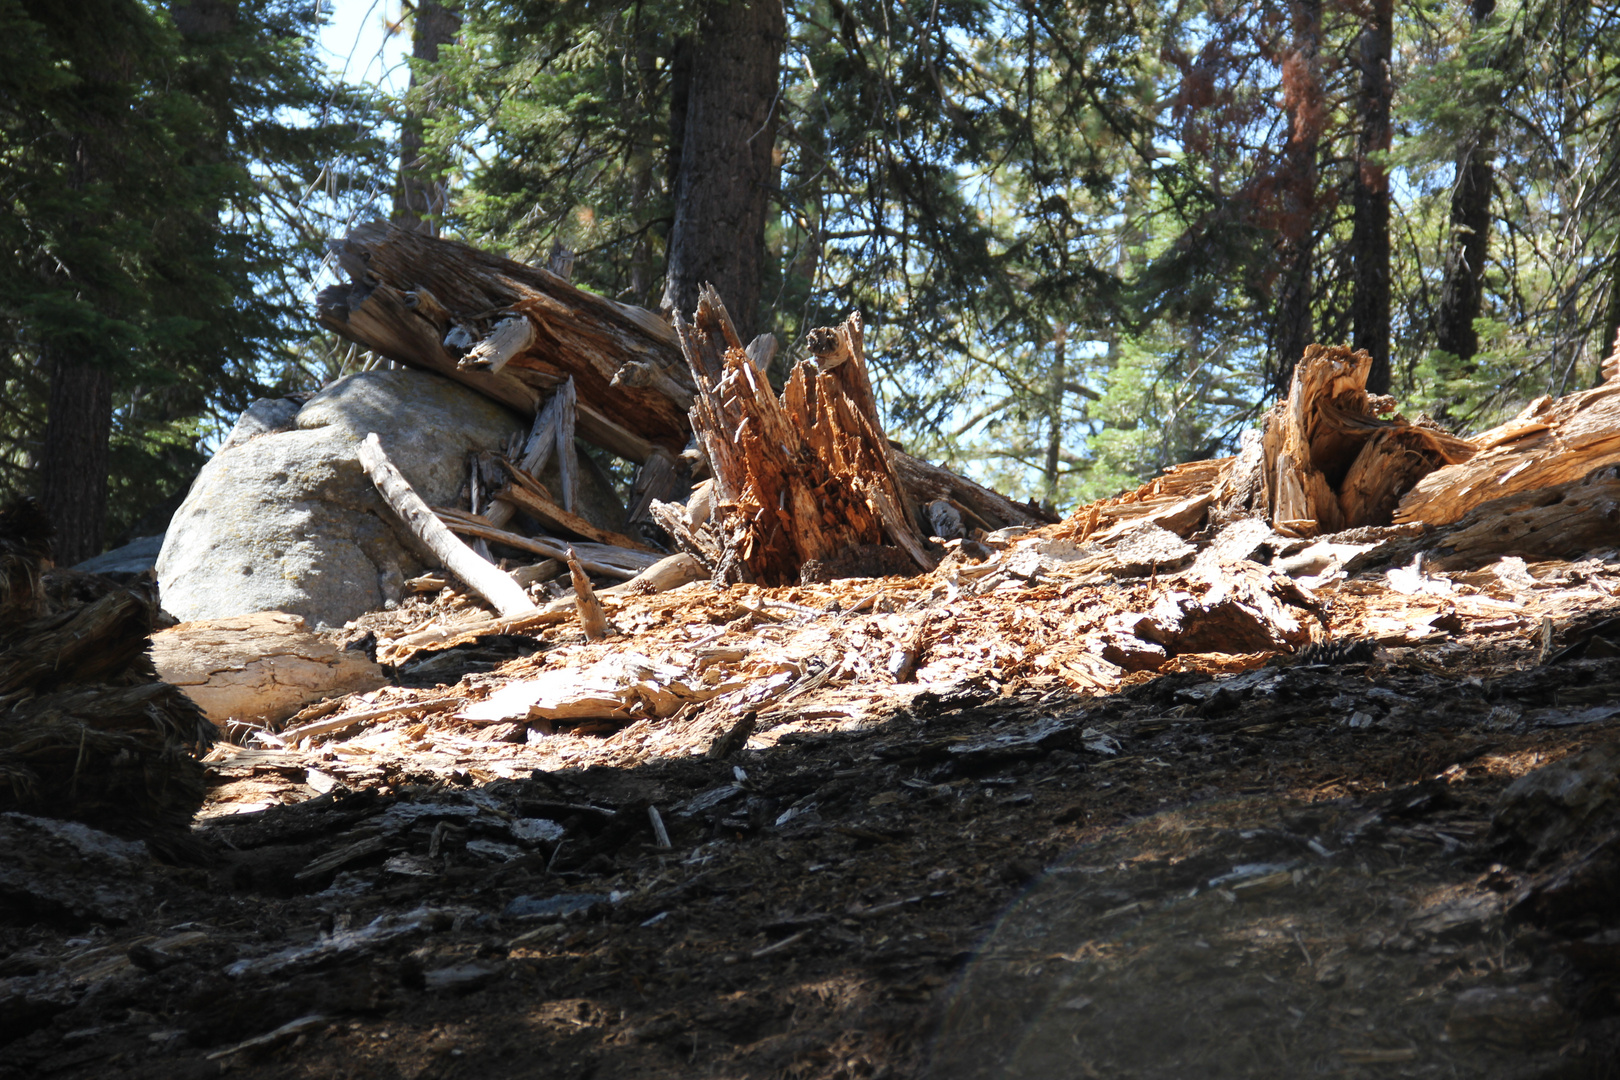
317;0;409;98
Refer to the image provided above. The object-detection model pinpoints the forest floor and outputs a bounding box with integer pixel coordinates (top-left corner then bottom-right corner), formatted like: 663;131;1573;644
4;539;1620;1080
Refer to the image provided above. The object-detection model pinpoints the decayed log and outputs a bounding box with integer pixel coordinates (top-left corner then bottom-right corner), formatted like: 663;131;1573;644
1063;341;1620;574
676;288;935;585
317;222;692;462
319;225;1075;559
1070;345;1475;545
1362;462;1620;572
1396;383;1620;527
0;503;216;843
152;612;387;727
358;433;538;618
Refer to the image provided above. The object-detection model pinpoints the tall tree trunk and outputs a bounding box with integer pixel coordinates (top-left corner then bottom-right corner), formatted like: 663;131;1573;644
660;0;784;339
1601;244;1620;385
394;0;460;234
1043;327;1067;509
1434;0;1497;385
1350;0;1393;394
38;359;114;565
1272;0;1323;397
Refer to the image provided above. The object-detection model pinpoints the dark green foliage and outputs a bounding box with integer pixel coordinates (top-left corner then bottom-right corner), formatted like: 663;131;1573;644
0;0;384;551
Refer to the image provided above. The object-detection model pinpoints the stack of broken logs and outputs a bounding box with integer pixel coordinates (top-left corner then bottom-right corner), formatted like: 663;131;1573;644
3;220;1619;851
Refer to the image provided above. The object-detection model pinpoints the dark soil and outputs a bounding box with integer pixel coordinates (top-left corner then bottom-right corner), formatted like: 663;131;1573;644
4;647;1619;1079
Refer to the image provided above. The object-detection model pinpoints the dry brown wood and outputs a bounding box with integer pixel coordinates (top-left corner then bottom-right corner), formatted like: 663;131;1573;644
485;378;573;531
433;506;657;578
1063;457;1232;544
152;612;386;726
706;710;757;760
281;695;459;746
495;472;657;553
1257;345;1474;536
676;289;936;585
317;222;691;461
567;548;614;640
358;433;538;618
459;316;536;375
1396;383;1620;527
1370;462;1620;572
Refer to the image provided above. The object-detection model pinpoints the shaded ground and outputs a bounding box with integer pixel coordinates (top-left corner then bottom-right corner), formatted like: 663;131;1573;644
4;623;1619;1079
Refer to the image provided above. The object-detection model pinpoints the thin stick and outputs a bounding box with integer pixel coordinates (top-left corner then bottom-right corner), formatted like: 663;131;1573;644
282;696;460;746
647;805;672;849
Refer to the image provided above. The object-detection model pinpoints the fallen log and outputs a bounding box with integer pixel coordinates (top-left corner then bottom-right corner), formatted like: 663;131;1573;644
317;222;692;463
0;500;215;845
1397;383;1620;527
358;433;538;618
151;612;388;728
317;226;1064;564
1353;461;1620;573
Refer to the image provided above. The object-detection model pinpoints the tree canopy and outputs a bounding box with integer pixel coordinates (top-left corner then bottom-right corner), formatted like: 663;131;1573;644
0;0;382;558
4;0;1619;555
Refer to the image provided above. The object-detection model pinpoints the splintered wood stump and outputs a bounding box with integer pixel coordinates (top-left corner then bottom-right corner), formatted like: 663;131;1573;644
317;222;695;463
1063;343;1617;566
1061;345;1475;545
1256;345;1475;536
676;288;935;585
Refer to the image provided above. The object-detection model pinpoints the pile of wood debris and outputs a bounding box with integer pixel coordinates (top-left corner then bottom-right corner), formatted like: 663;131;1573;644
4;229;1620;1077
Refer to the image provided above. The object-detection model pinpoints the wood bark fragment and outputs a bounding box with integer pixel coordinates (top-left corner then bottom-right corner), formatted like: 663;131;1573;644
459;316;536;375
706;710;757;760
568;548;613;640
358;433;538;618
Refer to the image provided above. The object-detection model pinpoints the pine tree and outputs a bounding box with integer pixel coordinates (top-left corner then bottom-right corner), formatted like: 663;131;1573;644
0;0;383;558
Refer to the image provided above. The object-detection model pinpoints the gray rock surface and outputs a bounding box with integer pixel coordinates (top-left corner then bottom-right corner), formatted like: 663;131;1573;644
73;534;165;576
156;371;525;627
216;394;305;454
